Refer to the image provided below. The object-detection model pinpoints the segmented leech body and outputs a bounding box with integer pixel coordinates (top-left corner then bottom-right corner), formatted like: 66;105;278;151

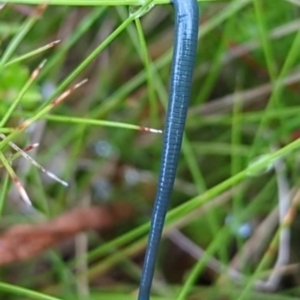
138;1;199;300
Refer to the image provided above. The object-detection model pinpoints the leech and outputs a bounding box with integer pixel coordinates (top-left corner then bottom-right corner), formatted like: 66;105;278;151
138;1;199;299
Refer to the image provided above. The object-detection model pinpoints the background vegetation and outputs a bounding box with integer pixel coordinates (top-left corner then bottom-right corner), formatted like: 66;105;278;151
1;0;300;299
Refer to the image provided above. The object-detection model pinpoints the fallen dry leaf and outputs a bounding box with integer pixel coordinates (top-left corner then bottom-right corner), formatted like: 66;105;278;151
0;202;134;265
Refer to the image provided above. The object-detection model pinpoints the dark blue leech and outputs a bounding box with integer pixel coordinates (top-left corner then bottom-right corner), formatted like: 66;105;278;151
137;1;199;299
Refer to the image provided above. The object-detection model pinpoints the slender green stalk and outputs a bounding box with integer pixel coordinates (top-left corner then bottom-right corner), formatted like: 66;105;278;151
249;26;300;160
182;134;206;192
3;41;60;68
4;0;223;5
0;60;45;128
0;152;31;205
22;113;162;133
135;18;158;126
252;0;277;81
0;282;62;300
0;174;10;216
0;7;43;67
176;227;231;300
